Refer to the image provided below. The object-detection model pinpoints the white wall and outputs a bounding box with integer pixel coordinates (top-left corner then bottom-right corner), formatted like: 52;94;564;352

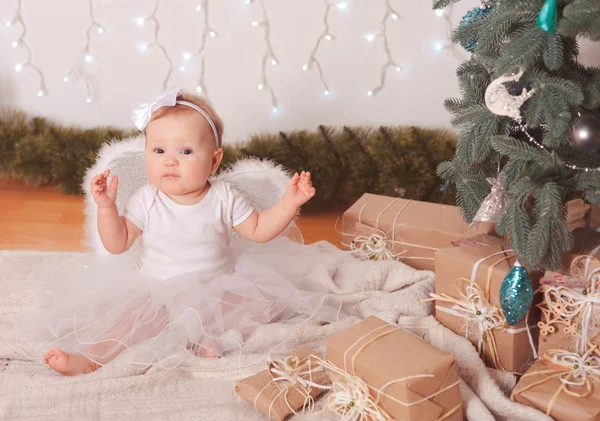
1;0;598;144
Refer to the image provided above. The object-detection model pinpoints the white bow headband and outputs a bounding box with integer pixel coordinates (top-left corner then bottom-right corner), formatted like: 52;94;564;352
131;86;220;147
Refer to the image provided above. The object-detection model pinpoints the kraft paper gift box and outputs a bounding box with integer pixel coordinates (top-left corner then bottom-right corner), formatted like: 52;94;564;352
537;229;600;357
325;316;462;421
512;347;600;421
341;193;482;271
235;348;330;421
433;236;540;374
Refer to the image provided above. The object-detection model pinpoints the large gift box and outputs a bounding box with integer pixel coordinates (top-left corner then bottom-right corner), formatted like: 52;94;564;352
512;348;600;421
325;316;462;421
341;193;481;271
433;235;539;374
537;229;600;356
235;348;330;421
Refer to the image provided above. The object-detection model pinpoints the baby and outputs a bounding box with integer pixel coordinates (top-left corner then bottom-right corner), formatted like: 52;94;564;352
29;88;349;376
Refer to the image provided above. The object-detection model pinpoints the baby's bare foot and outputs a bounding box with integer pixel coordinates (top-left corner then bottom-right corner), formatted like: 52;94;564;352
43;348;99;376
191;339;219;358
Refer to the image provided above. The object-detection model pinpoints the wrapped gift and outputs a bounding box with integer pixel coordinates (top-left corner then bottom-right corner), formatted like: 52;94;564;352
324;316;462;421
433;236;540;374
512;347;600;421
340;193;483;271
537;231;600;356
235;348;330;421
591;204;600;231
567;199;591;231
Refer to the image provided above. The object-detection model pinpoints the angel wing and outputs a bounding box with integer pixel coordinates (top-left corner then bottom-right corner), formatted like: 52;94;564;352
211;158;304;243
83;136;303;255
82;134;146;256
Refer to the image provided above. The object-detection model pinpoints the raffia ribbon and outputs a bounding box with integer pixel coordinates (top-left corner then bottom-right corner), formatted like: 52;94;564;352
538;251;600;354
512;345;600;416
253;354;332;419
424;249;537;372
315;324;461;421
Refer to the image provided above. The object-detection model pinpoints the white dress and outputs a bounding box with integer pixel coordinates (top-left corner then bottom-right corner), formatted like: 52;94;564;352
22;181;356;368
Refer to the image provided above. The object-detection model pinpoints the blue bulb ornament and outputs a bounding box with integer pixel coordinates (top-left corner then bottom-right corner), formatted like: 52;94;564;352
499;261;533;326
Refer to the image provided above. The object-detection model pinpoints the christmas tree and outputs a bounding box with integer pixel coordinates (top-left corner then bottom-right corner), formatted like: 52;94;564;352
435;0;600;270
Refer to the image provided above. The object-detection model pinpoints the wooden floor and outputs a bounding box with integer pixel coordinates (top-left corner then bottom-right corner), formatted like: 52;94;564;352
0;179;344;251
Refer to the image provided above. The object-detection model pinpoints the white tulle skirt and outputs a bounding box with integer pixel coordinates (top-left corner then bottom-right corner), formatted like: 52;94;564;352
20;237;358;369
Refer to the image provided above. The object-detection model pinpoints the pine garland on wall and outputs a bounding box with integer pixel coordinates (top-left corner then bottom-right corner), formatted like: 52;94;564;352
0;108;457;212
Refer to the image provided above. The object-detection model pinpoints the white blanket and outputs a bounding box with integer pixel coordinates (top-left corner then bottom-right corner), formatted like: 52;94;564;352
0;248;550;421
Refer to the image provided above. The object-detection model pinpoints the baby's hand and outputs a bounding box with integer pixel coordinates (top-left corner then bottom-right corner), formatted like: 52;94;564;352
91;169;119;208
283;171;316;208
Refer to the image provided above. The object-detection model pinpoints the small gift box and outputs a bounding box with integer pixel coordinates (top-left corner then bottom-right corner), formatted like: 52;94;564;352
512;346;600;421
537;233;600;356
235;348;330;421
433;236;540;373
324;316;462;421
340;193;483;271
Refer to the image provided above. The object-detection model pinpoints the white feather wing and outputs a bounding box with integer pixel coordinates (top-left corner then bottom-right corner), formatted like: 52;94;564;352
211;158;303;242
82;134;147;255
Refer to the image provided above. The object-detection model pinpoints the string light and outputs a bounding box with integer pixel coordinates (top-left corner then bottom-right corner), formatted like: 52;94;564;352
336;1;347;10
302;0;337;96
178;0;217;97
518;123;600;172
246;0;280;113
6;0;47;97
435;5;462;58
365;0;402;96
137;0;177;90
64;0;104;103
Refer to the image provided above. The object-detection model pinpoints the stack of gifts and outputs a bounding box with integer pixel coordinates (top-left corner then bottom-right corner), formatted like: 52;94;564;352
235;317;463;420
431;234;540;374
511;230;600;420
340;193;484;271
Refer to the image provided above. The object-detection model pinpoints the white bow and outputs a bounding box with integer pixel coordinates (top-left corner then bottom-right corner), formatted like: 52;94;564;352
131;86;181;131
551;350;600;387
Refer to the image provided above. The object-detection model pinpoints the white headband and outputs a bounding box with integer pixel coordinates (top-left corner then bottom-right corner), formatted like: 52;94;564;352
130;86;220;147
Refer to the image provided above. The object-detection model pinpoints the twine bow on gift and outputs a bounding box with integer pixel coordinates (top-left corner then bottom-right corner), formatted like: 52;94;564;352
253;354;332;419
268;355;331;391
428;279;507;367
425;250;537;372
349;231;404;261
538;252;600;354
513;345;600;415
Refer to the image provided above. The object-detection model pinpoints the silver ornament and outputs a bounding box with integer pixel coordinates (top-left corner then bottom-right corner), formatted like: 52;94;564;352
472;177;507;224
568;115;600;152
485;69;535;122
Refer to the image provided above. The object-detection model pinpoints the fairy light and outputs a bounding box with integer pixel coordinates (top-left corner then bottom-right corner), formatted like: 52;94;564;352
435;5;461;58
137;0;177;90
336;1;347;10
178;0;217;97
366;0;402;96
63;0;105;103
302;0;337;96
6;0;47;97
245;0;280;113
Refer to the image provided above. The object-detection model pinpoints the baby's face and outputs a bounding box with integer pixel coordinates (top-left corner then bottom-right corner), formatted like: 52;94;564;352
145;110;220;197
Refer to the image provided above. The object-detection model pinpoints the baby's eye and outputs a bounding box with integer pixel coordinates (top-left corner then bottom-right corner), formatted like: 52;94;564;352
181;149;193;155
154;148;165;154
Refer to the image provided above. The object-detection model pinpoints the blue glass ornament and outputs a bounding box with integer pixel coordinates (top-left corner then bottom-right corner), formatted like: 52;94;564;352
459;5;492;53
500;261;533;326
537;0;557;35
